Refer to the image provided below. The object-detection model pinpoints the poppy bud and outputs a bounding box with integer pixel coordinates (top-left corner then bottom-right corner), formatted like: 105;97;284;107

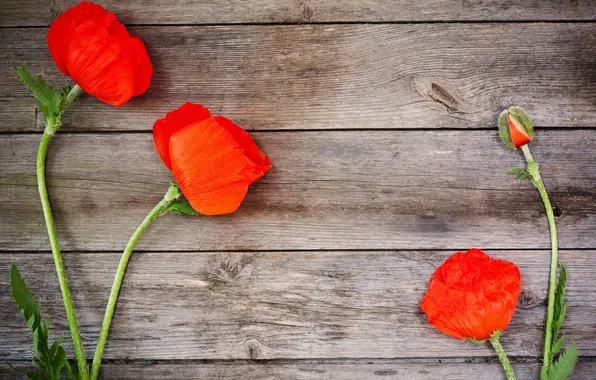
47;2;153;106
421;248;521;341
153;103;272;215
499;107;534;149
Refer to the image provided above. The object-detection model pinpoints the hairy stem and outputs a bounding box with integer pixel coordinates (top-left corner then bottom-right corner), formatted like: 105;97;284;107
37;84;88;380
520;144;559;376
490;334;516;380
90;183;180;380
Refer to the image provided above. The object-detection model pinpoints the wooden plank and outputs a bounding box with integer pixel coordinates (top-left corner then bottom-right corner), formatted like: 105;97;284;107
2;361;596;380
0;250;594;360
1;0;595;27
1;130;596;251
1;23;595;132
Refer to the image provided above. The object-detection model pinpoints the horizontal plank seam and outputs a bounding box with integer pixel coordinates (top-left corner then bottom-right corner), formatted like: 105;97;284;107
0;248;592;254
1;20;596;29
3;357;596;366
2;126;596;136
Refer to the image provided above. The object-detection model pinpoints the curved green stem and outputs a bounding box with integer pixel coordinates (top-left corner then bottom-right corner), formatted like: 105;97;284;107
520;144;558;376
90;183;180;380
37;85;89;380
490;333;516;380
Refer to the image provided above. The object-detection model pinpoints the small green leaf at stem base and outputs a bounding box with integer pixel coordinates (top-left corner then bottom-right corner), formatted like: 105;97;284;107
167;200;200;215
548;343;578;380
9;264;78;380
505;167;530;181
14;65;63;122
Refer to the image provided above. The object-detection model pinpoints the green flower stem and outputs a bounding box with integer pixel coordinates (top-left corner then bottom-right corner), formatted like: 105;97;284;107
90;183;181;380
520;144;559;376
490;334;516;380
36;85;88;380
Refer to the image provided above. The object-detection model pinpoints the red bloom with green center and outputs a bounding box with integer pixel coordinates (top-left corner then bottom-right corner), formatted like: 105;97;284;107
421;248;521;340
153;102;272;215
47;1;152;106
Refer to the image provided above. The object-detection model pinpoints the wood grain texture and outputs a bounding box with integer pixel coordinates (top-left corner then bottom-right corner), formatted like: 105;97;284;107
2;361;596;380
0;250;594;361
1;130;595;251
1;0;595;26
1;24;595;132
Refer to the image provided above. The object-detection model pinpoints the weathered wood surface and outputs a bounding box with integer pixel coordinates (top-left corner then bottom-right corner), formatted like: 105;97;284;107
2;361;596;380
2;23;596;132
1;0;595;26
1;130;596;251
1;250;594;361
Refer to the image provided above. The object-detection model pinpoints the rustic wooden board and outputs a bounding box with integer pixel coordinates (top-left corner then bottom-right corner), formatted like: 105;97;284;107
1;24;595;132
2;361;596;380
1;130;595;251
1;0;595;26
0;250;594;361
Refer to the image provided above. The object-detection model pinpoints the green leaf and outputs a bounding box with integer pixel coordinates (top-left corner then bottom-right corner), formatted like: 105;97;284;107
553;265;568;325
505;167;530;181
552;265;568;347
14;65;63;120
551;335;565;357
9;264;75;380
167;200;201;215
549;343;578;380
11;264;41;327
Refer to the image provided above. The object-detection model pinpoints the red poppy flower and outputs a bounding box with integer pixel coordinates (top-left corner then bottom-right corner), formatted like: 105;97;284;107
47;1;152;106
420;248;521;340
153;103;272;215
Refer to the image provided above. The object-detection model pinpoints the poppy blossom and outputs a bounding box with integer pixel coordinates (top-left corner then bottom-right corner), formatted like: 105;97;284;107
421;248;521;340
498;107;534;149
153;103;271;215
47;1;152;106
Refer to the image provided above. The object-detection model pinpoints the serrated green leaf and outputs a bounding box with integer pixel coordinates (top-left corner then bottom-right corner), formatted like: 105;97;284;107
14;65;63;120
505;167;530;181
51;347;67;378
549;343;578;380
11;264;41;327
553;265;567;325
48;337;63;361
9;264;74;380
167;200;201;215
551;336;565;357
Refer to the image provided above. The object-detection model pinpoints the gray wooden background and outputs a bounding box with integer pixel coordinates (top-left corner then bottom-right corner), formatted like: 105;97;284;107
1;1;595;379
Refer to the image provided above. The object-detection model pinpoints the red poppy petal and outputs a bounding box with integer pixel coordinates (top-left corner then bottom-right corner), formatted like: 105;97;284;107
63;21;134;106
153;103;211;169
48;1;107;74
165;102;212;131
99;11;129;38
153;118;172;169
127;36;153;96
215;116;272;178
508;114;532;148
169;117;257;215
